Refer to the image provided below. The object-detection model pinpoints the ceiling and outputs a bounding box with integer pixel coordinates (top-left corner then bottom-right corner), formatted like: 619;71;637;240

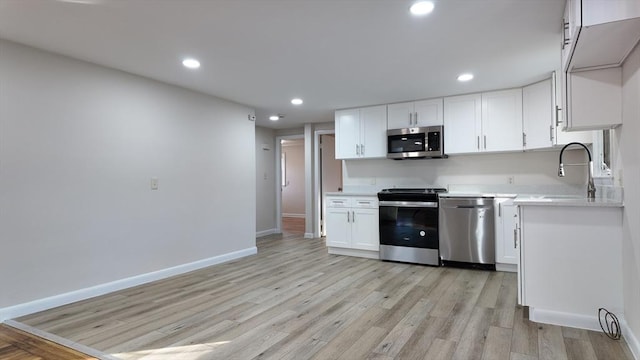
0;0;565;129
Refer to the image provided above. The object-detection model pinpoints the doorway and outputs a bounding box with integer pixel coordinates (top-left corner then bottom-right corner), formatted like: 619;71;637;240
315;131;343;237
278;136;305;235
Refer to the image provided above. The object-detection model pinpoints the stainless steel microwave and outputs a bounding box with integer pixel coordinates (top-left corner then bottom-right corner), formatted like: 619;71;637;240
386;126;445;159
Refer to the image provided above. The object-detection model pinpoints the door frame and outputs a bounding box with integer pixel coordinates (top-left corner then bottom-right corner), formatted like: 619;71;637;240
314;129;337;238
275;134;304;234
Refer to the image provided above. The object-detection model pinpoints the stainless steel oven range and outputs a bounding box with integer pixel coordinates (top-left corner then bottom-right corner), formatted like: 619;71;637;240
377;188;447;266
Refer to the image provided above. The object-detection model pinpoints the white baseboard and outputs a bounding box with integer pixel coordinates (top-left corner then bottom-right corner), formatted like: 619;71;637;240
623;321;640;360
496;263;517;273
282;213;305;218
304;232;314;239
529;308;603;332
256;228;277;237
0;246;257;322
328;247;379;260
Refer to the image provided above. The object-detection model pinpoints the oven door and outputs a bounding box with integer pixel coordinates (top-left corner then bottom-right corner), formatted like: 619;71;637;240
378;200;440;265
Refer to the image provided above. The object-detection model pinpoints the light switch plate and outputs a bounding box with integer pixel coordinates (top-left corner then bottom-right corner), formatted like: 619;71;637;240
150;177;159;190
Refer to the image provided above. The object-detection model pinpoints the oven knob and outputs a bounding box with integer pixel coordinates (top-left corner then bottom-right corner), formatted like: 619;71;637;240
420;231;426;236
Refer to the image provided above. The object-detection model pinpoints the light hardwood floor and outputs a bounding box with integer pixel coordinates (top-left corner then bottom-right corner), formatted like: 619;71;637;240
282;217;305;235
14;234;634;360
0;323;96;359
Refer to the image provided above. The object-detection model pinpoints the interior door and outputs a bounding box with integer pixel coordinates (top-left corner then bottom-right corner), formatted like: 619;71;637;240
320;134;342;236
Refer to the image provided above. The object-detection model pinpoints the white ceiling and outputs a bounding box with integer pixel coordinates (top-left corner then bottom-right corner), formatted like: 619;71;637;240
0;0;565;129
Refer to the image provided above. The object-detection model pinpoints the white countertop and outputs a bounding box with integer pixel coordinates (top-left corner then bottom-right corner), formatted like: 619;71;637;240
513;194;623;207
325;191;378;197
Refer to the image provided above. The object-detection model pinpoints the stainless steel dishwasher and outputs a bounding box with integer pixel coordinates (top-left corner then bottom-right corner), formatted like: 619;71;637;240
439;196;495;270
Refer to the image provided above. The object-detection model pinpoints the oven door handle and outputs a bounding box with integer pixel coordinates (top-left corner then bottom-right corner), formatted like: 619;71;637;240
379;201;438;208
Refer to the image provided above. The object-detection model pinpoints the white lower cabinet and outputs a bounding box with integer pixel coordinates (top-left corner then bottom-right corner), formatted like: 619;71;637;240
494;198;518;272
325;195;379;258
517;204;623;329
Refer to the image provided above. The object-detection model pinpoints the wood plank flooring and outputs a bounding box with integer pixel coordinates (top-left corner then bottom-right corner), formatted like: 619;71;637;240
0;323;96;359
14;234;634;360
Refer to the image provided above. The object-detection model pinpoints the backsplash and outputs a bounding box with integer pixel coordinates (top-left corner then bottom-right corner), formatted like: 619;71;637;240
342;148;596;193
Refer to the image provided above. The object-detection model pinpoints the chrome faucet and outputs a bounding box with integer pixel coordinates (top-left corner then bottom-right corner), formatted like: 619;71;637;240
558;142;596;199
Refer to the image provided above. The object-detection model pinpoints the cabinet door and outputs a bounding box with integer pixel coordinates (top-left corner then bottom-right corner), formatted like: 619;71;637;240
566;68;622;131
351;208;379;251
523;79;553;150
335;109;360;159
326;207;351;248
444;94;482;154
414;98;444;127
360;105;387;159
554;71;593;145
387;102;414;129
499;203;519;265
482;89;523;152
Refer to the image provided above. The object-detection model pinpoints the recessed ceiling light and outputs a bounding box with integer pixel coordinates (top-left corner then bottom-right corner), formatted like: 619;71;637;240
182;58;200;69
410;1;435;16
269;115;281;121
291;98;303;105
457;73;474;82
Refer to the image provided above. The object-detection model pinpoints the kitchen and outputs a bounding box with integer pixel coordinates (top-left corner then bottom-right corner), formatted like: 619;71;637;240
0;0;639;359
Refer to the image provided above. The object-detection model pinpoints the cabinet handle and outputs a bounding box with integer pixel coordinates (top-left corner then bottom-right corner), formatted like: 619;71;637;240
483;135;487;149
498;203;501;217
477;136;480;150
414;112;418;126
355;144;359;156
550;125;555;142
513;228;518;249
361;144;364;155
352;211;355;222
562;20;570;49
409;112;413;126
522;133;527;147
555;105;562;127
347;212;350;223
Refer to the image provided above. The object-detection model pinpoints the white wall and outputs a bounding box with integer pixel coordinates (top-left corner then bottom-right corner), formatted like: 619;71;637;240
619;42;640;356
281;139;305;216
343;149;587;192
0;40;256;309
255;126;276;236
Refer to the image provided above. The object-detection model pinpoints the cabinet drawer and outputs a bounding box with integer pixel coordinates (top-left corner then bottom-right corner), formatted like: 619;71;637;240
352;197;378;209
326;197;352;208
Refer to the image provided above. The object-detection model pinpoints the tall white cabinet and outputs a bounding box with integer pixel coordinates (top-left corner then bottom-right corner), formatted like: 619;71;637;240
444;89;523;155
335;105;387;159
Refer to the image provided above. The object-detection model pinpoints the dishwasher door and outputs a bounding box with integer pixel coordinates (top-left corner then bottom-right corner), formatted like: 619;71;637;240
439;197;495;267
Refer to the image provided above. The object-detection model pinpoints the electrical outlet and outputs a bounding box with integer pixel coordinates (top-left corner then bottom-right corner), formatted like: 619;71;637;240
508;176;514;184
150;177;159;190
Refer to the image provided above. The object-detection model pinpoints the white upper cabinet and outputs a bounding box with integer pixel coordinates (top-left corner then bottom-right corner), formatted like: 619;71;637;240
523;79;554;150
563;0;640;72
523;75;592;149
387;98;443;129
444;89;522;155
360;105;387;158
335;109;360;159
444;94;482;154
482;89;523;153
335;105;387;160
565;67;622;131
